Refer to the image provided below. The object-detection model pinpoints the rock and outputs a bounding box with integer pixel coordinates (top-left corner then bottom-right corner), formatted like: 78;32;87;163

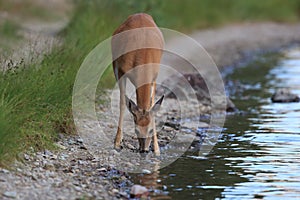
43;162;55;170
44;149;53;156
111;189;119;194
98;167;107;172
130;185;149;198
55;143;67;150
164;121;180;130
3;191;17;198
50;154;58;160
23;153;30;160
0;168;10;174
31;174;38;181
142;169;151;174
125;143;136;150
16;168;22;173
271;88;300;103
78;160;85;165
76;138;83;143
68;139;75;145
226;97;238;112
74;186;82;192
158;73;237;112
118;191;128;198
125;162;134;168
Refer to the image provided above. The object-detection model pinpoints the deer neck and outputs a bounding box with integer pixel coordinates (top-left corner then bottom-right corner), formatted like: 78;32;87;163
136;84;152;111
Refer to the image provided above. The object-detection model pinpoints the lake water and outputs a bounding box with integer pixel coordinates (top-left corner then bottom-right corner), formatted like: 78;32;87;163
131;47;300;199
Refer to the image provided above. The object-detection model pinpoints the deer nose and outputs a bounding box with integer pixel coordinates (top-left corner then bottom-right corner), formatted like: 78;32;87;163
139;149;149;157
140;149;149;153
138;137;150;153
138;138;146;149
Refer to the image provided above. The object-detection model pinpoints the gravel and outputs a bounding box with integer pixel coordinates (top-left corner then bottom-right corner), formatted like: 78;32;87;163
0;135;132;200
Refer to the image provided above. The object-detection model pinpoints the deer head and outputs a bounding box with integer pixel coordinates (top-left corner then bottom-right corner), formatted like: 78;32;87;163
125;95;164;153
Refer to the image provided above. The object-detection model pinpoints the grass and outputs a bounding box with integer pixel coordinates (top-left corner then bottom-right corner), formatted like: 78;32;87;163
0;19;22;55
0;20;20;39
0;0;300;166
155;0;300;31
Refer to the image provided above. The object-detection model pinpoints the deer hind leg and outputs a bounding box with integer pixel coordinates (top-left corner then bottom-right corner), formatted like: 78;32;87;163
114;77;126;150
151;82;160;156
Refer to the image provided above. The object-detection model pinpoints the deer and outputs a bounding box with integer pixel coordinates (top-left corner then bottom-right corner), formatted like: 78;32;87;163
111;13;164;156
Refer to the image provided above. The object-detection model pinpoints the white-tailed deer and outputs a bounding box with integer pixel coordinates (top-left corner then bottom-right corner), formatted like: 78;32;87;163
111;13;164;155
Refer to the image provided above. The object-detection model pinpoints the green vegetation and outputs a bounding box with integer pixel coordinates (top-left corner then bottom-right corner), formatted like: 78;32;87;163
154;0;300;30
0;0;300;165
0;20;20;39
0;19;21;54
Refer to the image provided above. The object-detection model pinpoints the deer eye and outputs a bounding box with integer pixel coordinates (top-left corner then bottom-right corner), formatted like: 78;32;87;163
133;115;137;122
135;129;140;135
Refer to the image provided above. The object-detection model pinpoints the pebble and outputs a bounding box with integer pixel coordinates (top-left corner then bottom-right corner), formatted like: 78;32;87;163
74;186;82;192
76;138;83;143
125;162;134;168
125;143;135;150
44;150;52;156
130;185;149;198
43;163;55;171
3;191;17;198
142;169;151;174
0;169;9;174
77;160;85;165
98;167;107;172
16;168;22;173
112;189;119;194
55;143;67;150
23;154;30;160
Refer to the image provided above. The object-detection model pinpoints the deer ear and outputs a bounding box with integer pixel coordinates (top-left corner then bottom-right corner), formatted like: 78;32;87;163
125;95;138;115
151;95;164;113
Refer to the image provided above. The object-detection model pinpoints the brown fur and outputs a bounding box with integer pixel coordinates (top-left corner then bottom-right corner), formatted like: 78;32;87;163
111;13;164;155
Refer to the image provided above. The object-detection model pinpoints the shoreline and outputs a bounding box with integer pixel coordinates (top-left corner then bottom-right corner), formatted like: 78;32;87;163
197;22;300;70
1;22;300;199
192;22;300;70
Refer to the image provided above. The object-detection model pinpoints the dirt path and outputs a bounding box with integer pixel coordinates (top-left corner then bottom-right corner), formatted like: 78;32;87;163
0;0;70;70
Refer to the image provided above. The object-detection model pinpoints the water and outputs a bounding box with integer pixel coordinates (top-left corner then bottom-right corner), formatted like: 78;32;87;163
132;47;300;199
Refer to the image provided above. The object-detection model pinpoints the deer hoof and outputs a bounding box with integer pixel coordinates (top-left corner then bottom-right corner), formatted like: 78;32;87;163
154;150;160;157
114;144;122;151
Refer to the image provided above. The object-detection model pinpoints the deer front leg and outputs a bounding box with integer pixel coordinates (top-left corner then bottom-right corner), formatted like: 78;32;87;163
151;82;156;106
152;124;160;156
114;78;126;150
151;82;160;156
